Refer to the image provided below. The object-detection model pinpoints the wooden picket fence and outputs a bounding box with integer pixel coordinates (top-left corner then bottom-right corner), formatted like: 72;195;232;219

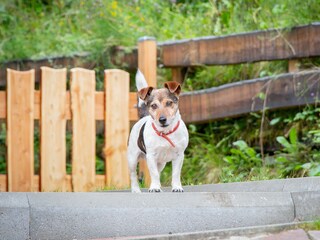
0;39;156;192
0;68;132;192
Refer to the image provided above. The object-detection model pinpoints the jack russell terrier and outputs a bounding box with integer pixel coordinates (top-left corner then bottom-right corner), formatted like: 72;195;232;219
127;70;189;193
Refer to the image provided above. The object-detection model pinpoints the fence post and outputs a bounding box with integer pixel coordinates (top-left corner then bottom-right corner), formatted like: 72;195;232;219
105;69;130;188
138;36;157;185
40;67;67;191
7;69;35;192
70;68;96;192
171;67;185;83
288;60;299;72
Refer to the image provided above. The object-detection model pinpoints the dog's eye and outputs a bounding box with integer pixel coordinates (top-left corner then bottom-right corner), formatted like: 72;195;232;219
166;101;173;107
151;103;158;110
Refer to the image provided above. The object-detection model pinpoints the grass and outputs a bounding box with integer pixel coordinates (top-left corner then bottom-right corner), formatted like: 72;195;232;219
1;0;320;63
299;219;320;231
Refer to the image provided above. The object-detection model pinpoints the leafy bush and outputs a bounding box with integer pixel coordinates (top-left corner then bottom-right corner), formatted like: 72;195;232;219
223;140;262;175
276;127;320;177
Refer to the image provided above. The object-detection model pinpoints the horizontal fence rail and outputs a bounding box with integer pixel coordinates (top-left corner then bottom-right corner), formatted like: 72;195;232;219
179;70;320;123
161;23;320;67
1;23;319;87
0;88;139;121
111;23;320;68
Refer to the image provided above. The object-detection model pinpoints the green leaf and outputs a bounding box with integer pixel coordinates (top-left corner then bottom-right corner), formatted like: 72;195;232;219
233;140;248;150
223;156;234;164
188;124;197;133
250;112;261;119
276;136;291;149
294;165;303;170
309;165;320;176
302;163;311;169
289;127;297;145
293;112;305;121
270;117;281;126
245;147;257;158
276;156;288;163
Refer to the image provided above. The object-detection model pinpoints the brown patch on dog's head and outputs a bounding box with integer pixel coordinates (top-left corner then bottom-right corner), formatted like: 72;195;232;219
138;86;154;101
164;81;181;96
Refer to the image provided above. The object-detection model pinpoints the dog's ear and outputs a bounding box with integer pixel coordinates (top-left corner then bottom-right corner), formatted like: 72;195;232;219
164;81;181;96
138;87;154;101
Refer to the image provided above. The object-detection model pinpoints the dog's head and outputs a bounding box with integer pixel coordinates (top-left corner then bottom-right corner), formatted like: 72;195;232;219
138;81;181;128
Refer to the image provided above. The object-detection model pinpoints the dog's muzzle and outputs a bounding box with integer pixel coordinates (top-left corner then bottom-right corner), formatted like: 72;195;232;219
159;116;168;127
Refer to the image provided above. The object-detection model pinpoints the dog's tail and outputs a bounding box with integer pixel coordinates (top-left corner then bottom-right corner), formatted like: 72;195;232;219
136;69;149;118
136;69;148;90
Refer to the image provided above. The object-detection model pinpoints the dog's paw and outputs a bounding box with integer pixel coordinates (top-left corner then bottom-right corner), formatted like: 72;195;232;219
148;188;162;193
131;188;142;193
172;187;184;192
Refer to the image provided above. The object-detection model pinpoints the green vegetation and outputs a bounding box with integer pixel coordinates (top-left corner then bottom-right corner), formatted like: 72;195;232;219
0;0;320;184
299;219;320;231
162;107;320;185
1;0;319;62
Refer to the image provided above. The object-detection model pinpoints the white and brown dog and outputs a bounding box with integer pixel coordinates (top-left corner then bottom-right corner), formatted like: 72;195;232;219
127;70;189;193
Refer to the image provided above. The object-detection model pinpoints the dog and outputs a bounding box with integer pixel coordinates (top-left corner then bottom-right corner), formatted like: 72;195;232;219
127;70;189;193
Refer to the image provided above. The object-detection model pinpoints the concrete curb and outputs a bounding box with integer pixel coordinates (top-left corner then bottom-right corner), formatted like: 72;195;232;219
0;177;319;240
118;222;308;240
0;193;29;240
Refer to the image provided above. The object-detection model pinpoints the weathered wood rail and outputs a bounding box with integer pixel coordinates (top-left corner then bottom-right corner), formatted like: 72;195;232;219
2;23;319;85
161;23;320;67
179;70;320;123
110;23;320;69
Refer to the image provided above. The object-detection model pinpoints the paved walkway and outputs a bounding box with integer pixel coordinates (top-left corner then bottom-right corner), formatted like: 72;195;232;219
0;177;319;240
255;229;320;240
103;222;320;240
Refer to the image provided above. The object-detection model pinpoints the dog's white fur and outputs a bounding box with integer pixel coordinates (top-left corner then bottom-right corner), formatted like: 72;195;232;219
127;70;189;193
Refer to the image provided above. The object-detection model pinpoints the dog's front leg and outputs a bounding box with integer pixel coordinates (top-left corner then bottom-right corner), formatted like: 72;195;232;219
171;155;184;192
146;155;162;192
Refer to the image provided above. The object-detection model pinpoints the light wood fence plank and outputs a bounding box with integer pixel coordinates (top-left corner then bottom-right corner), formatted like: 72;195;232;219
40;67;67;191
7;69;35;191
137;37;157;185
0;175;6;192
0;92;6;118
105;69;130;188
70;68;96;192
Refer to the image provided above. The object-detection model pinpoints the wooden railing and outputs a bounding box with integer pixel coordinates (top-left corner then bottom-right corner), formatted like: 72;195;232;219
115;23;320;123
3;23;319;122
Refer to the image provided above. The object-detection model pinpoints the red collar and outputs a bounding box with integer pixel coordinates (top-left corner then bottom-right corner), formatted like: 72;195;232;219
152;121;180;147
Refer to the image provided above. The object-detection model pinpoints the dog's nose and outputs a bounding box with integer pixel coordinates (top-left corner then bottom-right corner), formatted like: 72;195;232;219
159;116;167;125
